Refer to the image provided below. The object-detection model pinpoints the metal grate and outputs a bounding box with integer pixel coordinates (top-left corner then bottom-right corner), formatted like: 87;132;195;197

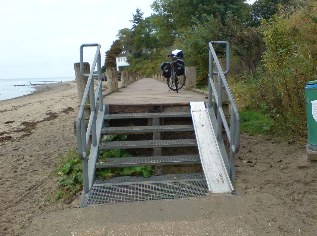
96;155;200;168
100;139;197;150
102;125;194;134
86;174;208;206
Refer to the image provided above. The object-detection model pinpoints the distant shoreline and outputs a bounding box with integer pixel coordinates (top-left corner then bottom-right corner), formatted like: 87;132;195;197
0;78;75;101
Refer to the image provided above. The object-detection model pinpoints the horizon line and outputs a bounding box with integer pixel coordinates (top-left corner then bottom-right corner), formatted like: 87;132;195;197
0;76;74;80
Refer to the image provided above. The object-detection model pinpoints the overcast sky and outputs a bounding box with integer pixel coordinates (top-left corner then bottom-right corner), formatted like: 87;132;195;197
0;0;255;80
0;0;153;79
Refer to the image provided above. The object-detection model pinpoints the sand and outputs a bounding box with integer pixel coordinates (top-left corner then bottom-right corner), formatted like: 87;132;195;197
0;80;316;235
0;81;80;235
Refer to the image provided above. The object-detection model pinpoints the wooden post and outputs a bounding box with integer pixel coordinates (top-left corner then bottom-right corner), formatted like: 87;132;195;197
74;62;90;104
121;70;128;88
106;67;118;93
74;62;91;129
129;73;135;84
185;66;197;90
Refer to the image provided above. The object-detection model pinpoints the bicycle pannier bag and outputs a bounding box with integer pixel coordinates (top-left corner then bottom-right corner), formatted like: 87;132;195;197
161;62;171;78
175;59;185;76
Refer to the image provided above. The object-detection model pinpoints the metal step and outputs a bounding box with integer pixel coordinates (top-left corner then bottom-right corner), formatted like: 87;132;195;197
102;125;194;134
96;155;200;168
100;139;197;150
86;173;208;205
105;111;191;120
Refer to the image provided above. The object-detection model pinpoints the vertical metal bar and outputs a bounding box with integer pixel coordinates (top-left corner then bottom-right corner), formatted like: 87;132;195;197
225;42;230;75
82;158;89;194
208;46;213;109
97;52;103;112
89;78;97;147
80;110;89;194
216;72;223;141
80;45;84;75
76;118;83;160
230;109;236;181
213;62;218;114
81;119;86;155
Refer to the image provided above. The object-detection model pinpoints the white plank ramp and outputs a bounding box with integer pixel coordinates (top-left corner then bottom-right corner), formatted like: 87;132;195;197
190;102;233;193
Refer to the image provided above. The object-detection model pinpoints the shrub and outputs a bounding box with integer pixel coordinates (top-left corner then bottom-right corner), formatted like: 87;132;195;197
54;149;83;201
231;2;316;139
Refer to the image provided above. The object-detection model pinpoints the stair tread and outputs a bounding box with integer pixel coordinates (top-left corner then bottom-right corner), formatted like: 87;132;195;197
105;111;191;120
100;139;197;149
96;155;200;168
86;173;208;206
95;173;205;184
102;125;193;134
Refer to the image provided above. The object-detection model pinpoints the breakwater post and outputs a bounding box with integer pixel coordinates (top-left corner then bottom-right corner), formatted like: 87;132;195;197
74;62;91;126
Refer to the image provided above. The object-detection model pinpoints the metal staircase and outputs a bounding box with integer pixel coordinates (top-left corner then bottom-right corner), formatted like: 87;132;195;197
76;42;240;207
84;104;209;206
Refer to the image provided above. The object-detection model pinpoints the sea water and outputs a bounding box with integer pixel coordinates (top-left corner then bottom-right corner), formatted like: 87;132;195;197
0;77;74;101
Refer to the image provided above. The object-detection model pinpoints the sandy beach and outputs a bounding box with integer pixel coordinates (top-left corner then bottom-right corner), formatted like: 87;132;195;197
0;80;317;235
0;81;80;235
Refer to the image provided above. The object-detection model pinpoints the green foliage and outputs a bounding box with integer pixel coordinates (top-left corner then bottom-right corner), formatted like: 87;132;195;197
96;166;154;179
258;9;316;137
174;14;227;85
152;0;250;30
233;27;265;73
112;0;253;78
251;0;306;25
231;2;317;138
54;149;83;200
97;135;154;179
105;40;122;69
240;110;273;135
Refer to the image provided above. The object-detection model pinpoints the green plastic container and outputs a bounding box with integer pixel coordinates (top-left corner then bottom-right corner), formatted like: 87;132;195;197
305;80;317;151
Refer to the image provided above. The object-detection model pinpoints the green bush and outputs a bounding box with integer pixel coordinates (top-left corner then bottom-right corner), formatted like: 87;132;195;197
54;149;83;200
232;3;317;138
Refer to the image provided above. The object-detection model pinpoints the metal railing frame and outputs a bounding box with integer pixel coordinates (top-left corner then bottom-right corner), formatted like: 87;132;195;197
208;41;240;181
76;44;104;196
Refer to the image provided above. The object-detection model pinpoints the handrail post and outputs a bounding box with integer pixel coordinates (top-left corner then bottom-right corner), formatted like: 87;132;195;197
208;41;240;183
89;78;97;146
208;49;213;110
97;52;103;112
76;43;103;201
216;72;223;141
230;109;236;180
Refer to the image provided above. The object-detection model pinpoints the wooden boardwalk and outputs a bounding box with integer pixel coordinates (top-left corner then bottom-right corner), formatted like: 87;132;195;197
105;78;207;104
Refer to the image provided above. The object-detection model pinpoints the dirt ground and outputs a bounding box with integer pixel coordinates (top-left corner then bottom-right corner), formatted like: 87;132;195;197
0;81;316;235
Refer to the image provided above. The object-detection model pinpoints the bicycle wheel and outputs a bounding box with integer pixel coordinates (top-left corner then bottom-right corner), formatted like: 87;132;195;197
167;74;186;92
167;77;178;91
176;74;186;90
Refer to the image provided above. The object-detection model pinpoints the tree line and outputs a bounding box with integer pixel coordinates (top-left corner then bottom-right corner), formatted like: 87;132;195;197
103;0;316;138
103;0;304;82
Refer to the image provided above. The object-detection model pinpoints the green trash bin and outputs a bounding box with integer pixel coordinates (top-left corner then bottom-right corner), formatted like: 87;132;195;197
305;80;317;151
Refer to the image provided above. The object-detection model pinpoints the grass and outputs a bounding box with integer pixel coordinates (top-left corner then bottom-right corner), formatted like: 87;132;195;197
239;110;273;135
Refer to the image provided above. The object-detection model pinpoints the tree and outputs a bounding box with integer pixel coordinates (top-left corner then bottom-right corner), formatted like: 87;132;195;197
131;8;144;30
152;0;250;31
104;40;122;69
233;27;265;73
174;14;223;85
251;0;306;25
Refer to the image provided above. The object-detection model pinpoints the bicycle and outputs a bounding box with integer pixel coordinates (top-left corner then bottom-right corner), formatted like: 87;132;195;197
161;53;186;93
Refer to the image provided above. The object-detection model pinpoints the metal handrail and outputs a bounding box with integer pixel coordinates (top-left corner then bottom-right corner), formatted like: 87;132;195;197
208;41;240;181
76;44;104;196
